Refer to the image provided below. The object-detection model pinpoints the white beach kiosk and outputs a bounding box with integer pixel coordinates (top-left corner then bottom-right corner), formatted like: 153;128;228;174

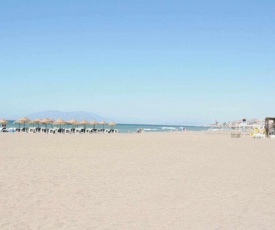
265;117;275;138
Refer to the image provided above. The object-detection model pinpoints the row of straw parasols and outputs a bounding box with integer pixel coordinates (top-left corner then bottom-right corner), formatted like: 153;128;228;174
0;117;116;129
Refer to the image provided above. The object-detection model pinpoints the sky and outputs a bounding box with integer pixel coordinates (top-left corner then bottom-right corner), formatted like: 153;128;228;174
0;0;274;124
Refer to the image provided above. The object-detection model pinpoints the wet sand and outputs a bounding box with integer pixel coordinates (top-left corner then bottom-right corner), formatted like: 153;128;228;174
1;132;275;229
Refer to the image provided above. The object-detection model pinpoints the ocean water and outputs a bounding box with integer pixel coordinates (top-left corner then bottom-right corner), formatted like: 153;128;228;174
112;124;206;133
4;121;207;133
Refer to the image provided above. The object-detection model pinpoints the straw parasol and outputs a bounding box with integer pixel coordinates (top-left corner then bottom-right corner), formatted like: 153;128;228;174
99;121;107;129
36;118;42;127
49;118;55;128
67;119;79;125
79;120;90;129
90;120;98;129
53;118;67;128
40;118;53;128
67;119;78;124
0;119;9;126
15;117;31;128
108;122;116;126
108;122;116;132
29;118;41;127
29;119;38;127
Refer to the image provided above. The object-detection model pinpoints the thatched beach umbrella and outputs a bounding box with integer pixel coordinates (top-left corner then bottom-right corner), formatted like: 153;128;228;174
53;119;67;128
108;122;117;132
15;117;30;128
29;120;37;127
67;119;79;126
108;122;116;126
99;121;107;129
67;119;78;124
90;120;98;129
0;119;9;127
40;118;53;128
36;118;42;128
49;119;55;128
29;118;41;127
34;118;41;123
79;120;90;129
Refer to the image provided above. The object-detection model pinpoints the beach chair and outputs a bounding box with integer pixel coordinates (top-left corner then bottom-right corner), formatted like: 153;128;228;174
108;129;118;133
41;128;47;133
64;128;72;134
75;128;82;134
86;129;91;133
0;127;8;132
85;128;92;133
55;128;60;133
28;127;36;133
21;127;28;133
92;128;98;133
48;128;55;134
36;127;41;133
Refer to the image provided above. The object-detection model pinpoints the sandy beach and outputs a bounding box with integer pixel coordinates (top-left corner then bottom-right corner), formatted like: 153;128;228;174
1;132;275;229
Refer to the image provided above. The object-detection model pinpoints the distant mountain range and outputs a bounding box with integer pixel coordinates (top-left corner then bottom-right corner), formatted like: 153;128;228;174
24;111;205;125
27;110;109;121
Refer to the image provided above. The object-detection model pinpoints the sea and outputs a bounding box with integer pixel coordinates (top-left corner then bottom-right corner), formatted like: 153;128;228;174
4;121;207;133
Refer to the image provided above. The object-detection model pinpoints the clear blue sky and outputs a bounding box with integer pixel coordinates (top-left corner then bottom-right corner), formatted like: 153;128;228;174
1;0;274;124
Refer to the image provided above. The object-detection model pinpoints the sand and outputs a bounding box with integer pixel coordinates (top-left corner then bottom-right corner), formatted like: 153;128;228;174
0;132;275;229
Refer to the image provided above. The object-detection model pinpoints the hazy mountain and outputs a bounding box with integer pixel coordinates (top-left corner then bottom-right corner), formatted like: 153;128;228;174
27;110;108;121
